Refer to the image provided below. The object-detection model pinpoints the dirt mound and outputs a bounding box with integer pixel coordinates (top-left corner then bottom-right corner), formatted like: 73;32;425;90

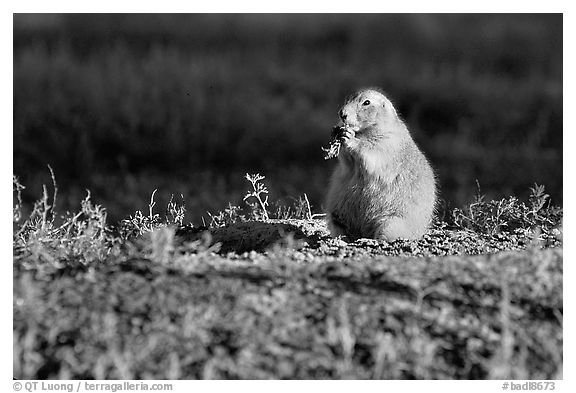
178;219;330;253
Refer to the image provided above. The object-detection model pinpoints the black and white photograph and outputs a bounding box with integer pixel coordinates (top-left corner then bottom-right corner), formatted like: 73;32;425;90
12;12;563;383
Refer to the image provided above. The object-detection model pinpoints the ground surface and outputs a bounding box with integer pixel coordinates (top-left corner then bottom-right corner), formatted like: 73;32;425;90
13;218;563;379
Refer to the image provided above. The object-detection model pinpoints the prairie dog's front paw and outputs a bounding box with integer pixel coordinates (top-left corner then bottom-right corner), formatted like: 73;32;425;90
340;129;359;149
333;125;357;144
340;129;355;142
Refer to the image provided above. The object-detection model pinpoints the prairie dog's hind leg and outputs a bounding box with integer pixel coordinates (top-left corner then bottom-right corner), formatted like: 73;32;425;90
374;216;415;242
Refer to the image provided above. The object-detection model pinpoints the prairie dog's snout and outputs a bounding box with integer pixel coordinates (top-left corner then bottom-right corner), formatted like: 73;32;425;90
338;107;353;122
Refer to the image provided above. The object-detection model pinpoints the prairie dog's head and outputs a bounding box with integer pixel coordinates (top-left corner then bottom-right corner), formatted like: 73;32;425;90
337;88;398;133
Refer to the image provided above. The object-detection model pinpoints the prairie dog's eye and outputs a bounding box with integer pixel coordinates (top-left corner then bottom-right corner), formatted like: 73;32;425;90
362;100;371;106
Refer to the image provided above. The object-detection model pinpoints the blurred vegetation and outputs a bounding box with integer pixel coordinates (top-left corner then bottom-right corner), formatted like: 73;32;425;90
13;14;562;224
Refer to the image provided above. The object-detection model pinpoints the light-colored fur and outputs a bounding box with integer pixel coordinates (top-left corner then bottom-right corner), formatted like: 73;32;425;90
325;88;437;241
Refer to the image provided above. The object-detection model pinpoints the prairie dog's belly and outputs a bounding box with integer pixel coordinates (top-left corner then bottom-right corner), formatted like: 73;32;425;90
330;169;400;238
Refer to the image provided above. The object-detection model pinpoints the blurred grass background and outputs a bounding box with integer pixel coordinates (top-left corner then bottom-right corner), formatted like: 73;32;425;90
13;14;562;224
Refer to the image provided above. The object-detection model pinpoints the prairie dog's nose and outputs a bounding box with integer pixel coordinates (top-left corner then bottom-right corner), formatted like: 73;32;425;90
339;108;347;121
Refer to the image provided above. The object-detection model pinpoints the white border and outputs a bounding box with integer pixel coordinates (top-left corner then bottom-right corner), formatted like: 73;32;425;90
4;5;572;392
5;1;571;13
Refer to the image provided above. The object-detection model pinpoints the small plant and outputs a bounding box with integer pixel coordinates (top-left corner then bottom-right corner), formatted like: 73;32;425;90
528;183;550;219
13;173;112;267
207;203;245;228
166;194;186;226
58;191;110;263
273;201;299;220
243;173;270;221
207;175;323;224
452;183;562;235
118;190;189;238
273;193;321;220
13;167;58;242
13;175;25;224
118;189;163;239
322;138;342;160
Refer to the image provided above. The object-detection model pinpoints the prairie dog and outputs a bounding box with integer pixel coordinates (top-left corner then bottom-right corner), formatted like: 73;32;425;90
325;88;436;241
